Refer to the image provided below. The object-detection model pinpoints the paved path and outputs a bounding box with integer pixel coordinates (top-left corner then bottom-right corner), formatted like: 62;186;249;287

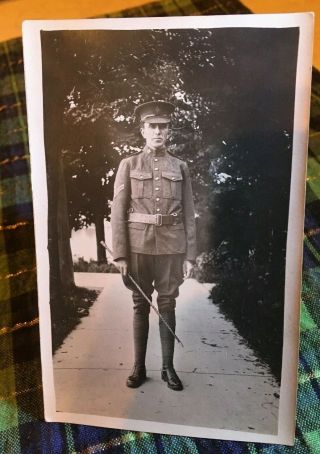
53;273;279;434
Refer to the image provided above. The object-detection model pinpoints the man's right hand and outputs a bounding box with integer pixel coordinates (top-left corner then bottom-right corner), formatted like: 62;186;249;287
114;259;128;276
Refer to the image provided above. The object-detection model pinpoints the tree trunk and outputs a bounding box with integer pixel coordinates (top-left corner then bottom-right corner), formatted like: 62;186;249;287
57;158;75;289
42;34;74;302
47;163;62;305
95;213;107;263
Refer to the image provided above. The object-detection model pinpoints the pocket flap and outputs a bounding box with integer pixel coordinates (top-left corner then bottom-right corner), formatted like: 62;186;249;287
162;171;183;181
130;170;152;180
128;222;146;230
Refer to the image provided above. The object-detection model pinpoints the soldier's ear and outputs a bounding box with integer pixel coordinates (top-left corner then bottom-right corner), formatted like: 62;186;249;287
140;123;146;138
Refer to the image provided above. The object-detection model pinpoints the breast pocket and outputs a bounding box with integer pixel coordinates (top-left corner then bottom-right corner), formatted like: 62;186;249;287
130;170;153;198
162;171;183;200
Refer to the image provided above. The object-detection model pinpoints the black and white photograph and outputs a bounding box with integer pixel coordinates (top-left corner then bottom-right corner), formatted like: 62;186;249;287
23;14;313;444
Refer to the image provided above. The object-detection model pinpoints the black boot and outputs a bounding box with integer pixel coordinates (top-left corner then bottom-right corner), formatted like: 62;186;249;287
126;365;147;388
161;368;183;391
126;310;149;388
159;311;183;391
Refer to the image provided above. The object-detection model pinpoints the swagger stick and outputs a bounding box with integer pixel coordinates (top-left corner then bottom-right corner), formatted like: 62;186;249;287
100;240;184;347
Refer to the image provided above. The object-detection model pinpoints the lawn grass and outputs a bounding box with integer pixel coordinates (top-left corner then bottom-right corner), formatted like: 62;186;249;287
51;285;101;353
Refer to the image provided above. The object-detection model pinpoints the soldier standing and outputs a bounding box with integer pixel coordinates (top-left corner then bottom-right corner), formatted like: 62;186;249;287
111;100;197;391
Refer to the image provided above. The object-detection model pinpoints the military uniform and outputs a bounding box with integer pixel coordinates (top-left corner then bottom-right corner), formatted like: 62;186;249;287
111;101;197;390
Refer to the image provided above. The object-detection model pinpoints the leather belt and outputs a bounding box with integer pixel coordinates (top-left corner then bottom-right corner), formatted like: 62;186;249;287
128;212;182;226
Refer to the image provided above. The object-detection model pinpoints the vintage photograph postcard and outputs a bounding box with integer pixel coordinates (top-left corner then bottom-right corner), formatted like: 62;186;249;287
23;14;313;445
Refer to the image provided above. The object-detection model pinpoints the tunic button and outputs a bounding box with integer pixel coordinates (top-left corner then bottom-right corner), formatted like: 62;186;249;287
156;197;160;201
140;175;143;179
155;187;160;191
156;208;160;212
172;177;175;180
154;158;158;162
155;167;159;171
155;177;159;181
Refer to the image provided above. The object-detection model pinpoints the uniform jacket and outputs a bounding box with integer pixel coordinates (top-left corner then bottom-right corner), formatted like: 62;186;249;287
111;145;197;262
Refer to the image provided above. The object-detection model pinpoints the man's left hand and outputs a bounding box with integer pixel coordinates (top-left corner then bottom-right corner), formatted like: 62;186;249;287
183;260;194;279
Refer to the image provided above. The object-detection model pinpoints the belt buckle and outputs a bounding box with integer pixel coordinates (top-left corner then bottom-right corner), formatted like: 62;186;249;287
155;214;162;226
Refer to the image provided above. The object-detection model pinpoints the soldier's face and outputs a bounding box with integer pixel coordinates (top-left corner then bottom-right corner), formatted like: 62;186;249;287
140;122;169;149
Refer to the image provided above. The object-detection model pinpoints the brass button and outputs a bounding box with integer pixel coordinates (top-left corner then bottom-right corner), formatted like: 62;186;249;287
172;177;175;180
154;158;158;162
156;208;160;212
156;197;160;201
140;175;143;179
155;187;160;191
155;177;159;181
155;167;159;171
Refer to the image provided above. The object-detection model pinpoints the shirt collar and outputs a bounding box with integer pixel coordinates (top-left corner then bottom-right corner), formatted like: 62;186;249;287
144;145;166;157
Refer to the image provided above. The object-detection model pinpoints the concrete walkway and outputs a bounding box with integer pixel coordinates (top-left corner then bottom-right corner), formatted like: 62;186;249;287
53;273;279;434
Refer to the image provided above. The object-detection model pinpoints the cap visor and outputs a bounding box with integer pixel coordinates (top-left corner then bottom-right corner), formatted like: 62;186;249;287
143;116;170;124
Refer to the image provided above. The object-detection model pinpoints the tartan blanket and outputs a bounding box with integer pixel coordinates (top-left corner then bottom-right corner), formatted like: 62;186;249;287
0;0;319;452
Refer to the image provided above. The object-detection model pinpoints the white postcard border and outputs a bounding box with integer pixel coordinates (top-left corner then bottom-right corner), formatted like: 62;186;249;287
22;13;314;446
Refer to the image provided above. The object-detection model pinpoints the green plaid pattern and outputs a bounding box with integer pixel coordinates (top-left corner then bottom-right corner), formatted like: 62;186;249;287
0;0;319;452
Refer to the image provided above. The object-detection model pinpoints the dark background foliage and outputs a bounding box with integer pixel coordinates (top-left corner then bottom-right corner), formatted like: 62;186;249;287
41;27;299;379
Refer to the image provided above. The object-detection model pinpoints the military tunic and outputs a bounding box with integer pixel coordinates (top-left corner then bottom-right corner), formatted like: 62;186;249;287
111;145;197;262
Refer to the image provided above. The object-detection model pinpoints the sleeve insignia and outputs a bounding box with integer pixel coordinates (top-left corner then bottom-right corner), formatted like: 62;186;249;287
114;183;124;198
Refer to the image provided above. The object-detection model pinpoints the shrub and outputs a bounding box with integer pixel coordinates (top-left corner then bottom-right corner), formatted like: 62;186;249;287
73;257;119;273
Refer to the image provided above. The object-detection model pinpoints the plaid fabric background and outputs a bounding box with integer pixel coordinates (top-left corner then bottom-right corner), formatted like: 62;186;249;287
0;0;319;452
